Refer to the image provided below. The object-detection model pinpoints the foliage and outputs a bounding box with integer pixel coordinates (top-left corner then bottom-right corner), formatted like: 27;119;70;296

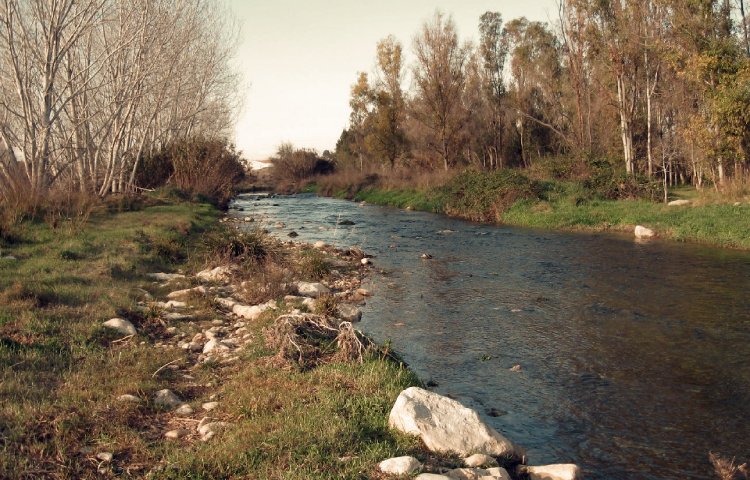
270;143;335;192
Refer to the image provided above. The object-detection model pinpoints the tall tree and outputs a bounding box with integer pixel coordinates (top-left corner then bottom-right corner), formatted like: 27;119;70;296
411;11;470;171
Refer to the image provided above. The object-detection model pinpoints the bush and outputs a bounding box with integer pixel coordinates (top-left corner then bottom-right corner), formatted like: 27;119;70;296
439;169;544;221
135;138;246;209
583;157;662;200
270;145;335;192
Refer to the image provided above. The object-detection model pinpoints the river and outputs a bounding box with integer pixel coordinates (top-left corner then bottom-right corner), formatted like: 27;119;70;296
230;193;750;480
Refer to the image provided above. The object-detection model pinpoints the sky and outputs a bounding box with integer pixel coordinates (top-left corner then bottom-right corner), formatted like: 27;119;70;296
228;0;558;163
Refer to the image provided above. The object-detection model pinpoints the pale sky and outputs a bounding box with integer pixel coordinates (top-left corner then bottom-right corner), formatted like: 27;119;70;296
228;0;558;162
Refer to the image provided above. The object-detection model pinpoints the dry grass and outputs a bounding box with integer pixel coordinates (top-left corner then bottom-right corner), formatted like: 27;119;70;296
710;452;749;480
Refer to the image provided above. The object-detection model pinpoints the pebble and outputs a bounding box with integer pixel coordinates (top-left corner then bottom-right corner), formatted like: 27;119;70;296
174;404;194;416
164;429;189;440
116;394;141;403
102;318;137;336
96;452;113;462
202;401;219;411
153;389;182;409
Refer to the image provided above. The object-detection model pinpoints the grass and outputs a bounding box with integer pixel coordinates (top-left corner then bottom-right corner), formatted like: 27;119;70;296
311;168;750;250
0;194;423;478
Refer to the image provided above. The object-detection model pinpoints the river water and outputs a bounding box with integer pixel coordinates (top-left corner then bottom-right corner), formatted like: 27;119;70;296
230;193;750;480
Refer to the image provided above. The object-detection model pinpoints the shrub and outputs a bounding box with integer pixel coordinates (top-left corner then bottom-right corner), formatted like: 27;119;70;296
583;157;662;200
270;144;335;192
439;169;544;221
135;137;246;209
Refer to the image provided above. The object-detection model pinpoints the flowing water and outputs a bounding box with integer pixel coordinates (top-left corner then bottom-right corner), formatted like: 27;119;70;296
231;193;750;479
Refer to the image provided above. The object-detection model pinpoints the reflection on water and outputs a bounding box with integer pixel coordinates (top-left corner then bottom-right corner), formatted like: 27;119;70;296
232;193;750;480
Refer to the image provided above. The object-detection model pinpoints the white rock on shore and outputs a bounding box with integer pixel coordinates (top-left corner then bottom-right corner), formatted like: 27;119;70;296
378;456;422;475
634;225;655;239
232;299;276;320
196;266;232;283
102;318;137;336
153;389;182;409
147;272;185;282
667;199;691;207
337;304;362;322
167;286;206;299
388;387;516;457
447;467;510;480
464;454;498;468
525;464;581;480
294;281;330;298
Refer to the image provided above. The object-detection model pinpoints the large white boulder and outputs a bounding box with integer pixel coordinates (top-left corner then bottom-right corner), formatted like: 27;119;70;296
102;318;137;336
525;464;580;480
294;281;330;298
388;387;516;457
378;456;422;475
634;225;655;239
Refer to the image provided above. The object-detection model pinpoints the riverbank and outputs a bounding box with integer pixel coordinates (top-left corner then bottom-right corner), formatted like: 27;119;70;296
0;194;428;478
305;170;750;250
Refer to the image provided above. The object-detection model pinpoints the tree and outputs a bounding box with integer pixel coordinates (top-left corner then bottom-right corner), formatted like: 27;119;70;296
478;11;509;168
411;11;471;171
367;36;408;170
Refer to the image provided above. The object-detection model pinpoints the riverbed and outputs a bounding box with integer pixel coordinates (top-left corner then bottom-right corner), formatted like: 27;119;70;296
231;193;750;480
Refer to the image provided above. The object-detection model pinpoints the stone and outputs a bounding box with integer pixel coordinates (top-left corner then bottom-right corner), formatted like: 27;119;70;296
196;266;232;283
164;312;192;321
667;199;691;207
288;231;298;238
96;452;113;462
337;304;362;322
116;394;141;403
313;241;327;249
197;421;230;437
525;464;580;480
338;219;355;225
464;454;498;468
164;429;189;440
164;300;187;309
147;272;185;282
202;339;231;354
294;281;330;298
378;456;422;475
174;404;194;416
634;225;655;239
416;475;453;480
509;365;522;372
154;389;182;409
215;297;238;309
447;467;510;480
361;258;371;266
1;255;17;261
388;387;516;457
232;299;276;320
102;318;137;336
167;286;206;299
356;288;371;297
202;401;219;411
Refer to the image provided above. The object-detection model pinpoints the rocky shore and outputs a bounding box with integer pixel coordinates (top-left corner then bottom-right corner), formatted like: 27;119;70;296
95;214;579;479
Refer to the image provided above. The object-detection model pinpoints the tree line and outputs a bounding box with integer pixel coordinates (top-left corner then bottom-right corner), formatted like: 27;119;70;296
336;0;750;189
0;0;240;204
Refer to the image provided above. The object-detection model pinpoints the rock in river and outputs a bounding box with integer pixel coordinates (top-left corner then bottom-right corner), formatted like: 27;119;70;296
634;225;655;239
388;387;516;457
524;464;581;480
